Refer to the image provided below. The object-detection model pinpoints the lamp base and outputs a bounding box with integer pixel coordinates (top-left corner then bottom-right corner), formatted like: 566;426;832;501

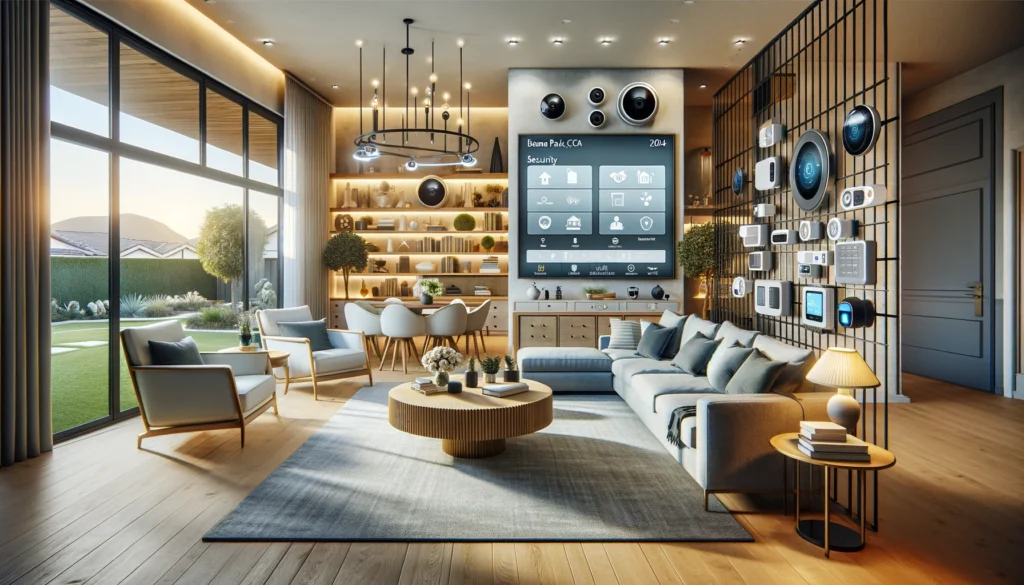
827;390;861;434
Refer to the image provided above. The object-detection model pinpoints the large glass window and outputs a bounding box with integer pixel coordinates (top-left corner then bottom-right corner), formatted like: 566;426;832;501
50;139;110;434
48;0;282;439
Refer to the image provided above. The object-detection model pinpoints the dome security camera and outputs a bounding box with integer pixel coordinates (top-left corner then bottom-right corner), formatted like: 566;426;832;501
588;109;606;129
588;87;605;106
540;93;566;120
617;82;658;126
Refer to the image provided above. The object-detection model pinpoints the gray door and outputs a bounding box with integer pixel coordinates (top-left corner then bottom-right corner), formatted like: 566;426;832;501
903;90;999;391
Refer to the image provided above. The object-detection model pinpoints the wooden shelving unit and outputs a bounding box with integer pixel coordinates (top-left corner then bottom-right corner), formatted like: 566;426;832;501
330;207;508;213
331;172;508;181
341;272;507;278
366;252;507;257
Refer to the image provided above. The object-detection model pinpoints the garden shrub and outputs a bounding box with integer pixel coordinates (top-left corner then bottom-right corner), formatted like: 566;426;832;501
144;298;173;318
51;257;217;305
184;305;239;330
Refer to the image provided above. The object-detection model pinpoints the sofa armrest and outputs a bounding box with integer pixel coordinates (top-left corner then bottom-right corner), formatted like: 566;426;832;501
786;391;833;422
201;352;270;376
327;329;365;351
695;393;803;491
598;335;610;350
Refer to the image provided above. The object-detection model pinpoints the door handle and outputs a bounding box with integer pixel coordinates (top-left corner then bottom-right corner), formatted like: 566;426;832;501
964;282;982;317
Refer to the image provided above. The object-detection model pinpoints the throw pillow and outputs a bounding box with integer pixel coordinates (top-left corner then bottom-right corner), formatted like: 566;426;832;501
607;319;642;350
635;323;675;359
278;319;333;352
706;343;756;392
148;337;204;366
657;311;688;359
672;332;722;375
639;319;654;336
725;349;788;394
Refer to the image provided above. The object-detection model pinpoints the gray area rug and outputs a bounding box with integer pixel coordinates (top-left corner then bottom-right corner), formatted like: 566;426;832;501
204;383;752;542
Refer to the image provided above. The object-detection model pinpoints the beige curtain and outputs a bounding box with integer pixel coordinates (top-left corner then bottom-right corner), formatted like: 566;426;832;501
1;1;52;467
282;75;333;319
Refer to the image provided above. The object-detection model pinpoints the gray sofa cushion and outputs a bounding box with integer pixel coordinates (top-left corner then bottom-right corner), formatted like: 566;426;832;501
611;357;679;384
636;323;675;359
680;315;720;346
518;347;612;372
725;349;787;394
523;371;613;393
601;348;644;361
752;335;816;392
714;321;759;348
631;373;718;412
671;332;722;375
706;344;756;391
658;311;688;358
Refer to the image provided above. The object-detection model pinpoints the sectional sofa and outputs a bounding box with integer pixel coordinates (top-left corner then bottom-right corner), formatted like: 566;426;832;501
517;313;831;507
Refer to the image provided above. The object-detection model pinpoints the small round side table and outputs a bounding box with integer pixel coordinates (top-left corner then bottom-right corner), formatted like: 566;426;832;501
771;432;896;557
218;347;291;394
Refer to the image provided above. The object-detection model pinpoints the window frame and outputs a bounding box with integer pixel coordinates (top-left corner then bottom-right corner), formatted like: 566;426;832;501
50;0;284;442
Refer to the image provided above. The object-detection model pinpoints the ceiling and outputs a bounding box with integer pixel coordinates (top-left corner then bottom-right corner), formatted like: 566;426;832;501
185;0;1024;107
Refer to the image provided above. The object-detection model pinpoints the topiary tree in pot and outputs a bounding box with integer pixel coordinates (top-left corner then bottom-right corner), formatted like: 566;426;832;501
323;232;369;300
677;222;717;317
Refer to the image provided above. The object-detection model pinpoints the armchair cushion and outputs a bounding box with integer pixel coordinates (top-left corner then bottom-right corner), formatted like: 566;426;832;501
314;348;366;373
122;320;187;366
278;319;333;352
234;374;277;414
148;337;204;366
257;306;313;336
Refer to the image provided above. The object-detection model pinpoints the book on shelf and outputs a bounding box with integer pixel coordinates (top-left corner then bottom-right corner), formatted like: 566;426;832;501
797;444;870;462
798;434;868;454
482;382;529;398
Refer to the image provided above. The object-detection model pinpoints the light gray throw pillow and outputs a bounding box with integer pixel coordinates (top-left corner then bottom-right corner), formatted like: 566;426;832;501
706;343;756;392
725;349;787;394
671;332;722;375
607;319;642;350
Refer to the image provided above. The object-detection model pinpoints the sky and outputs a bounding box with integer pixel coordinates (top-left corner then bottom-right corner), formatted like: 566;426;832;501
50;87;279;240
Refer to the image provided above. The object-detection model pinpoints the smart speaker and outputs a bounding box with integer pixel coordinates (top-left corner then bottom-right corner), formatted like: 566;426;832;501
755;157;784;191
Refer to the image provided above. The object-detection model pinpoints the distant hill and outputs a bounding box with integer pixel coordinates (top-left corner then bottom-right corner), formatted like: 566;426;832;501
52;214;188;243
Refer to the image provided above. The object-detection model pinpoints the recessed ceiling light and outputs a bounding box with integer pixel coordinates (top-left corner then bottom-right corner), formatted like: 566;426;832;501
226;19;235;24
332;84;339;89
600;38;613;46
699;83;708;89
552;38;564;46
669;18;680;24
562;18;571;24
684;0;695;4
658;39;670;46
261;39;274;46
734;39;747;46
508;38;519;46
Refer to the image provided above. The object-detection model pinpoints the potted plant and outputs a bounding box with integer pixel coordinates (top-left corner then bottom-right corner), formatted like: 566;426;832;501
238;310;253;348
481;356;501;384
677;222;717;317
421;345;463;391
465;357;479;388
480;235;495;252
453;213;476;231
502;354;519;383
416;277;443;305
323;232;369;300
355;215;373;230
583;285;608;300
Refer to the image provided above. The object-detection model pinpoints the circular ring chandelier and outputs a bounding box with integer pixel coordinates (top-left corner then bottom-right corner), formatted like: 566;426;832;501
352;18;480;169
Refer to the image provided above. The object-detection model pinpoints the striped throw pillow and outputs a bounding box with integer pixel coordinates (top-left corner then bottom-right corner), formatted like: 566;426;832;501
607;319;642;350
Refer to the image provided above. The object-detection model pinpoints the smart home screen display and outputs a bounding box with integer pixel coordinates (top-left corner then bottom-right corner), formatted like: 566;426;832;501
518;134;676;279
805;291;824;322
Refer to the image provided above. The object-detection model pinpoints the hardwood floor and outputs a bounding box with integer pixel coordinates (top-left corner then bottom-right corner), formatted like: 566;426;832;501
2;336;1022;584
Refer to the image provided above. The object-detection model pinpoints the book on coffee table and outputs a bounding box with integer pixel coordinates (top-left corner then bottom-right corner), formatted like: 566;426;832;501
797;444;870;462
482;382;528;398
798;434;868;454
799;421;848;442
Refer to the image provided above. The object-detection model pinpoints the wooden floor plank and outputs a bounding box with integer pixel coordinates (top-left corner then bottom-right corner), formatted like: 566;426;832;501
637;543;683;585
262;544;314;585
514;544;573;585
561;544;595;585
579;544;618;585
492;543;520;585
235;543;290;585
287;543;349;585
449;543;493;585
603;543;661;585
397;543;446;585
331;542;405;585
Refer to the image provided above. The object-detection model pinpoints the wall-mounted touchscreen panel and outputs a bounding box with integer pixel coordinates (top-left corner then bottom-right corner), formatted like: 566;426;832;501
518;134;676;279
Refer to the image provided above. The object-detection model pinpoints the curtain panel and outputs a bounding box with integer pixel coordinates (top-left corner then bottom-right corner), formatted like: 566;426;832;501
1;1;52;467
283;75;333;319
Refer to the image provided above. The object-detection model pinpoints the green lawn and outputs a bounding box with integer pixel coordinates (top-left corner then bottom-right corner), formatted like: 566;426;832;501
51;318;236;433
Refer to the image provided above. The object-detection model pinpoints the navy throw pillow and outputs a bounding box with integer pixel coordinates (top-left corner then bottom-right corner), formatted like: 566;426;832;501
148;336;204;366
278;319;333;352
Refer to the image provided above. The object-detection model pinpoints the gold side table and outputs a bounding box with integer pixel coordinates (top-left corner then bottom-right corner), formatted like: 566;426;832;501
218;347;291;394
771;432;896;557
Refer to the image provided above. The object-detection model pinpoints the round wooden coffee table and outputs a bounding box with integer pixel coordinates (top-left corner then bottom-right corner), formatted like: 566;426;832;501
388;376;553;458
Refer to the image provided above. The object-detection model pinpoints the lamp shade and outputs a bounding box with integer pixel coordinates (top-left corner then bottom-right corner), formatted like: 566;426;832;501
805;347;880;389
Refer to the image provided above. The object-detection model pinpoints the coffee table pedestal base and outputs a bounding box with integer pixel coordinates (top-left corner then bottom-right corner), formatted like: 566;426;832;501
442;438;506;458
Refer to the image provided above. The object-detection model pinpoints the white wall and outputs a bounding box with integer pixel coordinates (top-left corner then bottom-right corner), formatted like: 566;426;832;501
904;46;1024;397
507;68;686;325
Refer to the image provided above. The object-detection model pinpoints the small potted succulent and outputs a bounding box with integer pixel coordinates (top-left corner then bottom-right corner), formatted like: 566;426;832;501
416;277;443;305
584;285;608;300
421;345;463;391
238;310;253;348
465;357;479;388
502;354;519;383
481;356;501;384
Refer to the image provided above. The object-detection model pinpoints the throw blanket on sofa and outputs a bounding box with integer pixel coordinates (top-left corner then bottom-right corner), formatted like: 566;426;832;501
666;405;697;448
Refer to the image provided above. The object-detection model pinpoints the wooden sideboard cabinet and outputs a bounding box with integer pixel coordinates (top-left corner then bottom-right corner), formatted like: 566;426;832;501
513;300;680;351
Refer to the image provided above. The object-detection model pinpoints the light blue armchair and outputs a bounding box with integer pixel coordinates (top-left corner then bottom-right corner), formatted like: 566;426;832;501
256;306;372;400
120;320;278;449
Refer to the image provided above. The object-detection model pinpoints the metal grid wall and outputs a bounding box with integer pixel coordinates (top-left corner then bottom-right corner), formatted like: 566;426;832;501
711;0;898;528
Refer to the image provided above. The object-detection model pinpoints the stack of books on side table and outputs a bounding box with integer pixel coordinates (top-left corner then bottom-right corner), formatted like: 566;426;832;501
798;421;870;462
482;382;528;398
411;377;440;395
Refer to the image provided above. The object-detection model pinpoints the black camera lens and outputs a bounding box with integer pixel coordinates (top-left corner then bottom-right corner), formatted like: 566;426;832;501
617;83;658;126
789;130;833;211
540;93;566;120
795;146;822;195
732;168;745;194
588;110;605;128
843;105;880;156
588;87;605;105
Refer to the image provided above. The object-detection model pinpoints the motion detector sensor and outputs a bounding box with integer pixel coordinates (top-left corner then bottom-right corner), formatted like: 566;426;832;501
588;87;606;106
617;82;658;126
540;93;566;120
588;109;606;129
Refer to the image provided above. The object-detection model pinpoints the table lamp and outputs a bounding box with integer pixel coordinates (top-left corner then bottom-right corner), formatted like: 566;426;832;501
805;347;880;433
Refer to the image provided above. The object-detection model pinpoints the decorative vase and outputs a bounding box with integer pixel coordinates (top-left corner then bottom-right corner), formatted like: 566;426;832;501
398;215;408;231
420;293;434;305
434;370;450;391
527;283;541;300
503;370;520;383
465;371;479;388
651;284;665;300
485;373;497;384
387;238;394;253
489;137;504;173
239;332;252;348
355;220;367;230
408;218;419;230
360;280;370;298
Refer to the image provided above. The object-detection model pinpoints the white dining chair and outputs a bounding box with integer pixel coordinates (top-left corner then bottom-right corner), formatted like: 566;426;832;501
383;297;405;304
379;304;427;373
344;302;384;358
421;302;468;356
462;299;491;358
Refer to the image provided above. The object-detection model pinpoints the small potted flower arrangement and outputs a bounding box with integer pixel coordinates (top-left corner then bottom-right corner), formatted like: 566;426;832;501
481;356;501;384
502;354;519;382
421;345;463;392
465;357;479;388
238;310;254;349
416;277;443;305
